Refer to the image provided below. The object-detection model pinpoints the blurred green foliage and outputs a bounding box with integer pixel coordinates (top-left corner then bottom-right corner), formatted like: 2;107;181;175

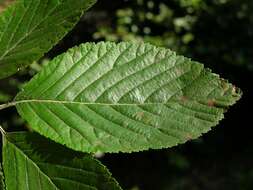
93;0;200;51
92;0;253;72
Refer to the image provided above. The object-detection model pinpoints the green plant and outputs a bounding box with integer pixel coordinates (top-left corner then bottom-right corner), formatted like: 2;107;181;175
0;0;242;189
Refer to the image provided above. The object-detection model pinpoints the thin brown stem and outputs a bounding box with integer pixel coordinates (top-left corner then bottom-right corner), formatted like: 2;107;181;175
0;125;6;136
0;102;16;111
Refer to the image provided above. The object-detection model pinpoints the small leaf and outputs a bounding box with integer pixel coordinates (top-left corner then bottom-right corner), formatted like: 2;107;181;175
15;42;242;153
0;0;96;79
2;132;122;190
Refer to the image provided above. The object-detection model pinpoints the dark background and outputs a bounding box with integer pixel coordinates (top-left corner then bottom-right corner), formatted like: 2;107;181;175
0;0;253;189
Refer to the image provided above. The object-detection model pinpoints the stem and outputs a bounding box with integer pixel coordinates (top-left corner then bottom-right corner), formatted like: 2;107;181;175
0;102;16;111
0;125;6;136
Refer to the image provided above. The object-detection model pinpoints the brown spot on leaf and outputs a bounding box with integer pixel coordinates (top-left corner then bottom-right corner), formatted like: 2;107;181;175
185;134;193;141
0;0;14;13
207;99;216;107
180;96;188;102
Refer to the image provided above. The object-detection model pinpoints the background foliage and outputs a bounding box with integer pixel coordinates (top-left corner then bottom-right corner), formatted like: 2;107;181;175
0;0;252;189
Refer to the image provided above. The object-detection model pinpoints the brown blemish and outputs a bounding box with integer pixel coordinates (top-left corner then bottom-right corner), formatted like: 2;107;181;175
185;134;193;141
207;99;216;107
0;0;14;13
180;96;188;102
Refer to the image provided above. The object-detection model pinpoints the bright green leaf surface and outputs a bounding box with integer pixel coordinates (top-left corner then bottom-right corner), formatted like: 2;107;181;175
2;132;122;190
15;42;242;153
0;0;96;79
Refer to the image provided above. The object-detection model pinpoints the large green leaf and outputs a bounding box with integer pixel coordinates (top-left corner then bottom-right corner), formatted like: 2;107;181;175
15;42;242;153
2;132;122;190
0;0;96;79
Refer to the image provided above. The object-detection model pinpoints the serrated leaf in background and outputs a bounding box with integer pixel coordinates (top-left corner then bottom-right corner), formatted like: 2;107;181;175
0;0;96;79
2;132;122;190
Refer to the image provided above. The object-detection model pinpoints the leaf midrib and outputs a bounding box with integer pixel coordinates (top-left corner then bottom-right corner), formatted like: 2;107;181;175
0;99;183;110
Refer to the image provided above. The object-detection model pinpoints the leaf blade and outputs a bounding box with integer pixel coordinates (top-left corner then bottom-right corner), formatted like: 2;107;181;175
2;132;122;190
15;42;242;153
0;0;96;79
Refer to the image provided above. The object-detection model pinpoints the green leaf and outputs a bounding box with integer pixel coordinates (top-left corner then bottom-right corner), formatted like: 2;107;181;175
2;132;122;190
0;0;96;79
15;42;242;153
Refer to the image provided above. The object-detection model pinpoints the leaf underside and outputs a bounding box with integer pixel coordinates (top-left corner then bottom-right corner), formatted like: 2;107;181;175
15;42;242;153
0;0;96;79
2;132;122;190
